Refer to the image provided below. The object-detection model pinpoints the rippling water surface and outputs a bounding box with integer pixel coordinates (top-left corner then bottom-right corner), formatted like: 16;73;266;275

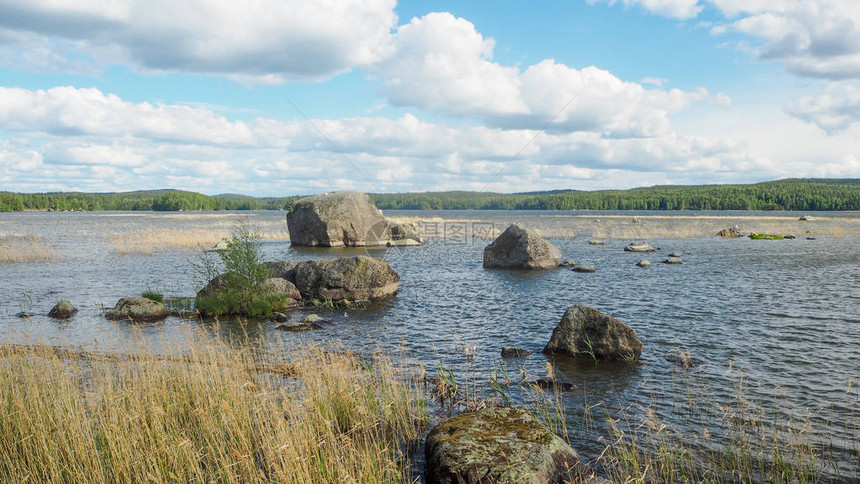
1;210;858;479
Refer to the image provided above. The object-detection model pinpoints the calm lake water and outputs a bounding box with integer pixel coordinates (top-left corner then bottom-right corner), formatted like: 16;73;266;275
1;210;858;480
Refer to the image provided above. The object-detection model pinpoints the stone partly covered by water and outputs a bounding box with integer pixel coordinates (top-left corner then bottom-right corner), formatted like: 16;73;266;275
543;305;643;362
716;225;743;237
501;347;532;358
294;256;400;302
48;300;77;319
424;406;594;484
624;242;655;252
286;191;420;247
483;224;562;270
104;297;169;322
572;265;596;273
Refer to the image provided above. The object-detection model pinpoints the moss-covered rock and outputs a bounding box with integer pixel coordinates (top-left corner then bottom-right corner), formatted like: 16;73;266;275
425;407;587;484
105;297;169;322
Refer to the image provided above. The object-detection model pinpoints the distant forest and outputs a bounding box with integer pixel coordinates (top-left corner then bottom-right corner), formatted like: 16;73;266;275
1;179;858;212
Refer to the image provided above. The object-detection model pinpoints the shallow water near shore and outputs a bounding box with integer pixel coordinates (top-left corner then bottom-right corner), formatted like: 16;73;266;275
1;209;859;480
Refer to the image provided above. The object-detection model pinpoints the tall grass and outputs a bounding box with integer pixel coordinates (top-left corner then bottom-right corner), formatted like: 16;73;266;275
0;333;427;483
109;229;229;254
0;235;55;262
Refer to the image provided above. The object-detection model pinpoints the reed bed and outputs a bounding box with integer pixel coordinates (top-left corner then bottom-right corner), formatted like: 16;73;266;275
0;333;428;483
0;235;55;262
586;373;859;483
389;215;860;240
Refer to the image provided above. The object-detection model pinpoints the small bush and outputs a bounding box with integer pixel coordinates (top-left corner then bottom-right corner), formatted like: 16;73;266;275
141;288;164;303
193;220;285;318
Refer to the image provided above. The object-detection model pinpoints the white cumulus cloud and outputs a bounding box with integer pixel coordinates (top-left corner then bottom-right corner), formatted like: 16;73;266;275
787;82;860;132
0;0;398;81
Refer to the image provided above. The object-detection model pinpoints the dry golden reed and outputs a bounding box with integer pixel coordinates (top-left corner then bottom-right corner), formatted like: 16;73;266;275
0;332;427;483
0;235;55;262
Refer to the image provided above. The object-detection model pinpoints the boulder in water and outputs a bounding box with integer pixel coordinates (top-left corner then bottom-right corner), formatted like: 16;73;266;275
105;297;169;322
637;259;651;268
716;226;743;238
294;256;400;302
286;191;391;247
48;300;77;319
501;347;532;359
572;265;596;273
543;305;643;362
483;224;561;270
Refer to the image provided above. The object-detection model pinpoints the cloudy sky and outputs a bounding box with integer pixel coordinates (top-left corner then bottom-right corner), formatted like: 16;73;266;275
0;0;858;195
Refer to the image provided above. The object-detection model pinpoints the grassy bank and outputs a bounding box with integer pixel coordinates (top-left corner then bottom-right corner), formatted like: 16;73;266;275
0;333;427;483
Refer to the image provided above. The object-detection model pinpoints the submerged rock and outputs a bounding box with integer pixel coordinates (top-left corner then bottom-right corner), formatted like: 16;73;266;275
587;240;606;245
572;265;596;273
501;347;532;359
624;242;655;252
424;406;588;484
559;260;576;268
105;297;169;322
664;256;683;264
483;224;562;270
294;256;400;302
637;259;651;268
543;305;643;362
526;378;575;392
716;226;743;238
274;314;330;332
48;300;77;319
16;312;31;319
286;191;392;247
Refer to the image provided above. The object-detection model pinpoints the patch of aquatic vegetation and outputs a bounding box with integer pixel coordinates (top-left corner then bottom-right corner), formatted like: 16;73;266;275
0;235;55;262
0;332;428;483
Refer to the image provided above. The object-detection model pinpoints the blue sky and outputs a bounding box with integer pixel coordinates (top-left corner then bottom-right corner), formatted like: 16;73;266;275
0;0;858;195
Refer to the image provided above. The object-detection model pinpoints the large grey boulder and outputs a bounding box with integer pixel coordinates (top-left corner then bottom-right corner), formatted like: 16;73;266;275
286;191;392;247
483;224;561;270
48;300;77;319
543;305;643;362
105;297;169;322
425;406;590;484
294;256;400;302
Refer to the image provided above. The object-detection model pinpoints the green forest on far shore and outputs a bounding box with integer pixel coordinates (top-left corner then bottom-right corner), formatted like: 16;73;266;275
1;179;858;213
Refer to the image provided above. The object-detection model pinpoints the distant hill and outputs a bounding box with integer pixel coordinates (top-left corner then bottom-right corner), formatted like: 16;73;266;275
1;178;857;212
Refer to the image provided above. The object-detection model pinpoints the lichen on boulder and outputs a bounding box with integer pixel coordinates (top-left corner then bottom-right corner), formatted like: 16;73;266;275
105;297;169;322
293;256;400;302
286;191;391;247
424;406;588;484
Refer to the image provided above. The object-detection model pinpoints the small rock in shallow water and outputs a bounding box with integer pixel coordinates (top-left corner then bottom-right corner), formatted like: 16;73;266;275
16;312;31;319
572;265;596;273
624;242;654;252
559;260;576;268
526;378;575;391
637;259;651;268
664;256;683;264
588;239;605;245
501;347;532;359
270;312;288;322
48;300;77;319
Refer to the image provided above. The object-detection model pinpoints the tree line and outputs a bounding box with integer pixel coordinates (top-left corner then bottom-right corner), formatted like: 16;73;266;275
1;179;857;212
370;179;860;211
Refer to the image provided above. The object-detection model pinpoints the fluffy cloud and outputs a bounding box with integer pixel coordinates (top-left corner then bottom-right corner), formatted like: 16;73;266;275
787;82;860;132
0;85;796;194
0;0;397;81
587;0;703;19
711;0;860;79
376;13;710;137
